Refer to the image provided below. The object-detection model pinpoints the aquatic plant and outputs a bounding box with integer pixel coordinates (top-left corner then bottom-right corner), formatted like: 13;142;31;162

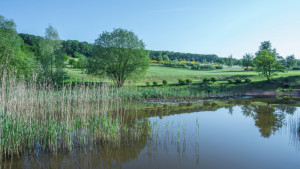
0;71;150;161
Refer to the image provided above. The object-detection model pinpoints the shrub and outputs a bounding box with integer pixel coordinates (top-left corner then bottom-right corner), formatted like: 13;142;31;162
185;79;193;85
228;79;234;84
211;77;218;83
283;83;290;88
203;78;210;83
145;82;150;87
292;67;300;70
178;79;185;85
215;65;223;69
191;63;201;70
153;81;158;86
69;58;76;67
200;64;215;70
245;79;251;83
235;78;242;83
244;66;254;71
162;80;168;86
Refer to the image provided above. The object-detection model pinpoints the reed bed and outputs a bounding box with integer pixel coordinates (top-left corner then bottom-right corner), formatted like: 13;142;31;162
0;71;150;162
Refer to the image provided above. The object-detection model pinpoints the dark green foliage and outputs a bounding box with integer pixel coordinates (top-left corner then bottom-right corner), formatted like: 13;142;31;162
69;58;76;67
200;64;215;70
162;80;168;86
245;79;251;83
228;79;234;84
203;78;210;84
164;61;189;69
215;65;223;69
191;64;215;70
62;40;93;58
286;55;297;68
283;83;290;88
145;82;150;86
149;50;219;63
235;78;242;83
226;55;234;67
185;79;193;85
211;77;218;83
153;81;158;86
242;53;254;67
178;79;185;85
292;67;300;70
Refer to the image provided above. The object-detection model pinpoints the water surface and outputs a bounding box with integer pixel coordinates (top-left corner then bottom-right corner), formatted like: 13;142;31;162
3;97;300;169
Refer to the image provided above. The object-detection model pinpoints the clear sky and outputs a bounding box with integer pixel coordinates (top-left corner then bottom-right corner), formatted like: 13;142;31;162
1;0;299;58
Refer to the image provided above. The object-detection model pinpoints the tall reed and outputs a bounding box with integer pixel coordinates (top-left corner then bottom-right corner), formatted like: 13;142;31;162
0;70;149;161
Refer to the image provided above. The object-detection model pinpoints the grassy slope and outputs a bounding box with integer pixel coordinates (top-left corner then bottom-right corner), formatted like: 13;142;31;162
65;63;300;88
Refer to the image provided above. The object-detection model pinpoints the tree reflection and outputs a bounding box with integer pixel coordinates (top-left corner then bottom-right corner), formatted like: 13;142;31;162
253;106;284;138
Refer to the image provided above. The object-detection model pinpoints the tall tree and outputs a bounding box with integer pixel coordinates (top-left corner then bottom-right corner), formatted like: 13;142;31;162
242;53;254;67
163;55;169;62
53;53;67;82
88;28;149;88
77;54;87;73
226;55;234;67
254;41;285;81
39;25;61;81
157;55;163;63
286;55;297;68
0;15;38;78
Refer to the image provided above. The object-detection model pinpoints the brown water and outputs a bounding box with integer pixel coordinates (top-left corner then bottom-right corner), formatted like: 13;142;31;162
3;97;300;169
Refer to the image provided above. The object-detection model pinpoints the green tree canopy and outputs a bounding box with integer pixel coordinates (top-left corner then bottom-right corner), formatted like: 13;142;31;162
254;41;285;81
0;15;38;78
88;28;149;88
39;25;61;81
286;55;297;68
242;53;254;67
226;55;234;67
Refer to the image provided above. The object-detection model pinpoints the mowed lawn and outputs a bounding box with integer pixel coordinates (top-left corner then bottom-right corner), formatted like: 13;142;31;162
130;64;300;85
65;63;300;85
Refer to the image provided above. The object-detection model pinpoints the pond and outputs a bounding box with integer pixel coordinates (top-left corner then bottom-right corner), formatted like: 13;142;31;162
3;97;300;169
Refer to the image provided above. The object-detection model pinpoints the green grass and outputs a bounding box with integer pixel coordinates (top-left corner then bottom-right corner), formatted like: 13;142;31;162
65;63;300;88
64;65;103;82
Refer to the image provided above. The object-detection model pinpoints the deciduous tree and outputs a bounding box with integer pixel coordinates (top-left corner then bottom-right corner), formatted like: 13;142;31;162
88;28;149;88
254;41;285;81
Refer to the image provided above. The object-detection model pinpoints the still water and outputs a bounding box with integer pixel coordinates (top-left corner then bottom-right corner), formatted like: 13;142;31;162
3;97;300;169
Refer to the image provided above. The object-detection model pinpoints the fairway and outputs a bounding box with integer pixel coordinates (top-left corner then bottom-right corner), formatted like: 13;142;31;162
65;63;300;86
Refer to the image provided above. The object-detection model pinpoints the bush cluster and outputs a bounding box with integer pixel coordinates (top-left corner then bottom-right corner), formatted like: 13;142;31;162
244;79;251;83
292;67;300;70
203;78;210;83
215;65;223;69
228;79;234;84
186;79;193;85
211;77;218;83
235;78;242;83
162;80;168;86
178;79;185;85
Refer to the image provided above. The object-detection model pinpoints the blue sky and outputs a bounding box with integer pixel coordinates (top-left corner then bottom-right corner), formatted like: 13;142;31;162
1;0;299;58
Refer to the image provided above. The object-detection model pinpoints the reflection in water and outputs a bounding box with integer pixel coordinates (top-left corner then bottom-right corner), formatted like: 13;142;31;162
2;98;300;169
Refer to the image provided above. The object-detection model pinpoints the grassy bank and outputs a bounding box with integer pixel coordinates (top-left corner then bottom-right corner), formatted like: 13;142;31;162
61;63;300;102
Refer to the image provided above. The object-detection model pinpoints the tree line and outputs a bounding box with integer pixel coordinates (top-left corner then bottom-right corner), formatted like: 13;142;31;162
0;15;150;87
1;14;299;87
